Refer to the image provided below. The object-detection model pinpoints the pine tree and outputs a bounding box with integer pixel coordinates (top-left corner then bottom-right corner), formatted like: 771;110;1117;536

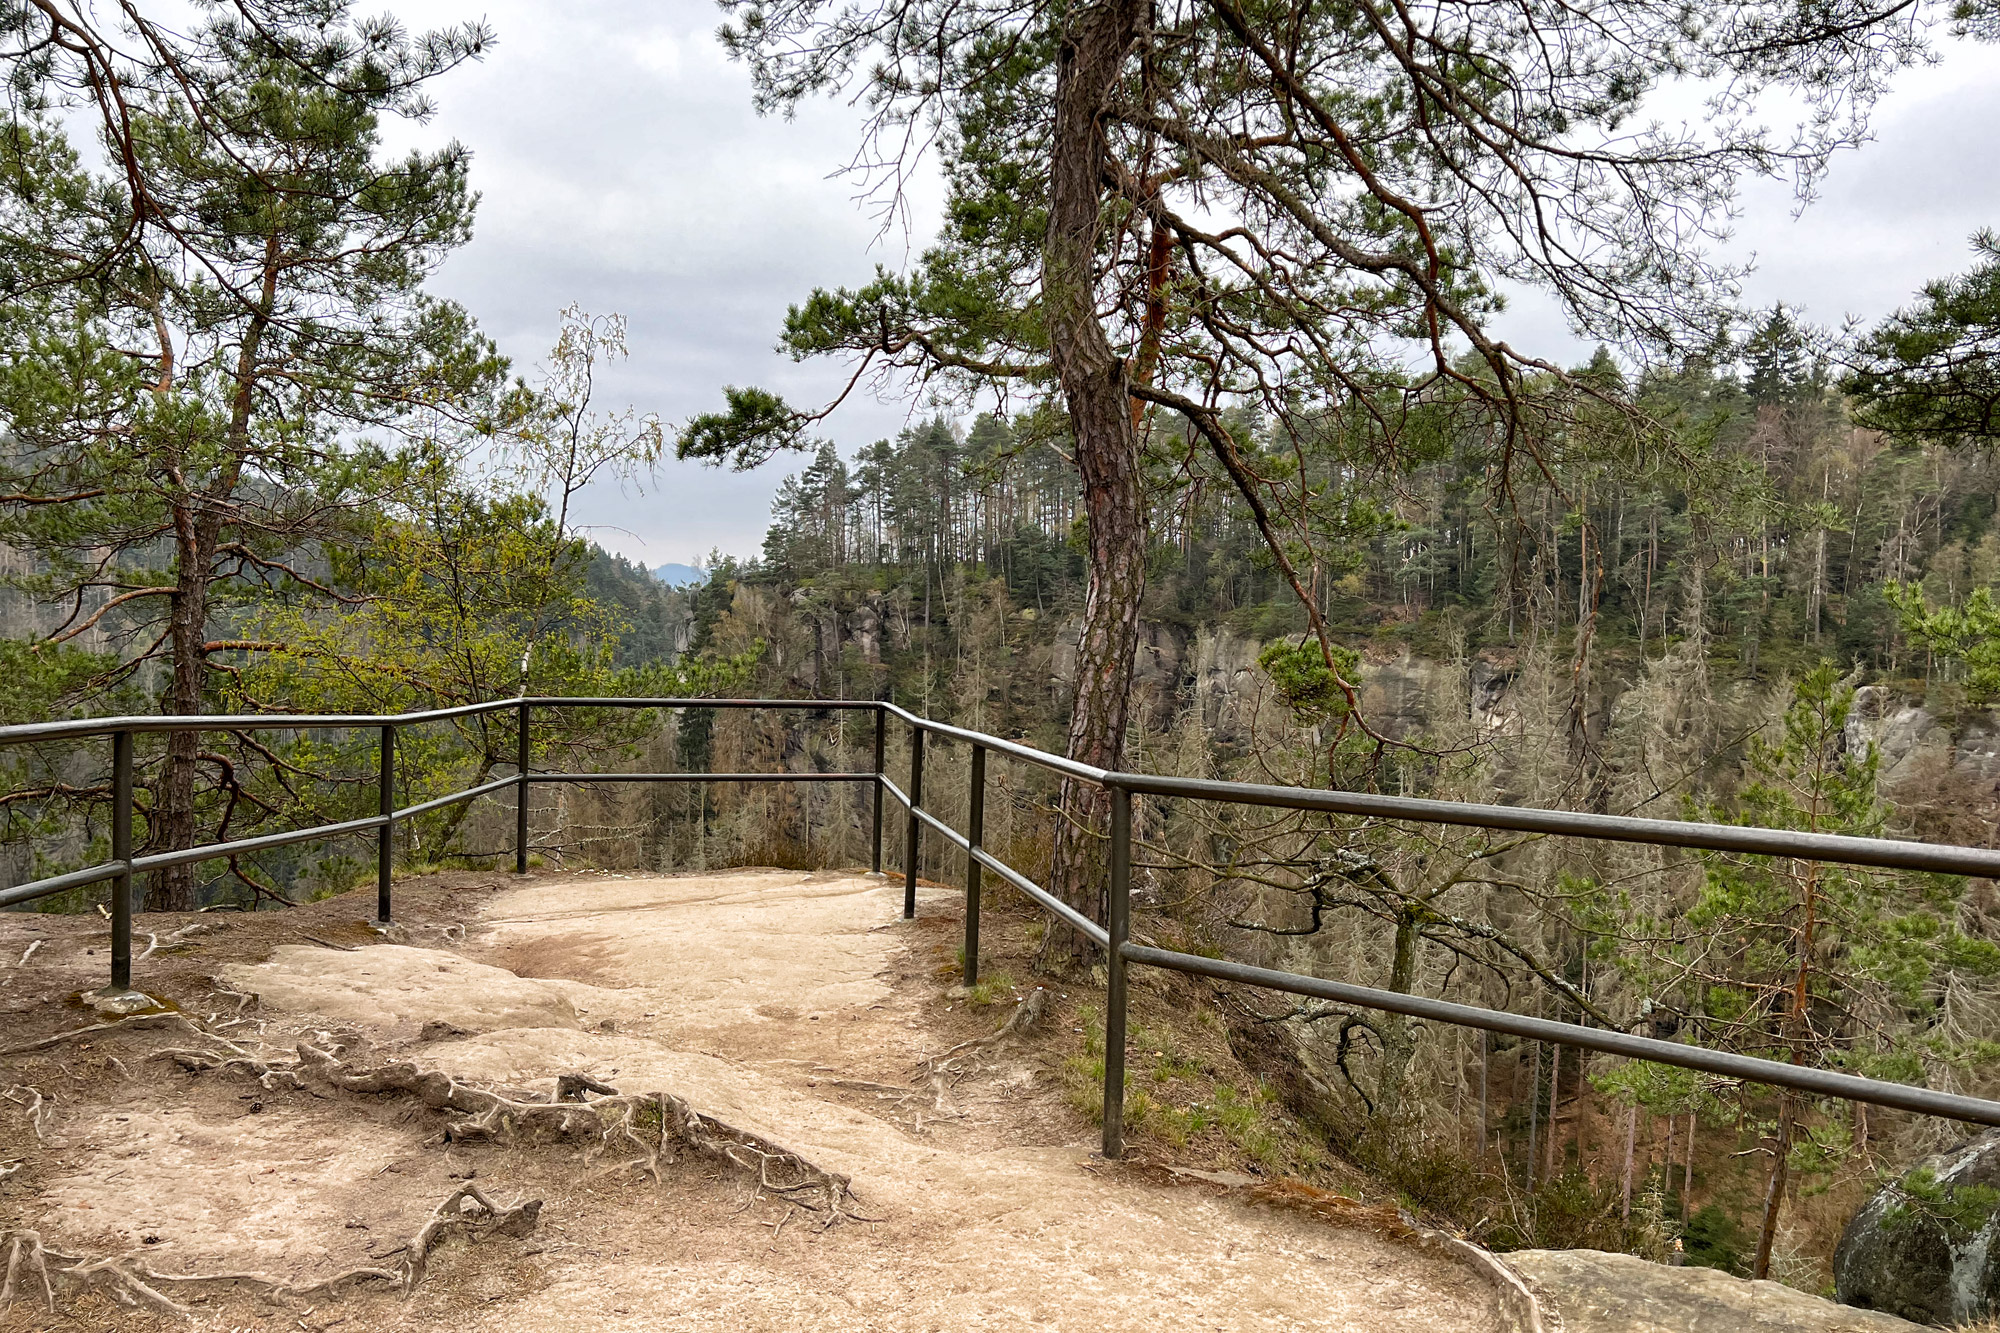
0;4;501;907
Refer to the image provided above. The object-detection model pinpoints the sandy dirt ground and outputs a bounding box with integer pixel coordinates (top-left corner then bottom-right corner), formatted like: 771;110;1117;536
0;868;1519;1331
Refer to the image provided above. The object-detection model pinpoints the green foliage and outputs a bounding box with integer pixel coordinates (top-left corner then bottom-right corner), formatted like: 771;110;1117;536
676;386;813;471
1891;582;2000;702
1256;638;1361;725
1847;232;2000;445
1884;1166;2000;1244
1683;1204;1751;1276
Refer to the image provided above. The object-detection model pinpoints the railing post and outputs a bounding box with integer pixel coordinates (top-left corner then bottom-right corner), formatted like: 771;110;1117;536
108;730;133;992
1102;783;1131;1159
376;725;394;924
965;743;985;985
904;725;924;919
516;700;531;874
871;705;885;874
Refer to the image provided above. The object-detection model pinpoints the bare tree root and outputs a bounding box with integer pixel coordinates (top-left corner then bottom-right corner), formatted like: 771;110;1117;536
2;1086;54;1140
149;1048;303;1091
824;990;1051;1129
920;987;1052;1096
288;1044;866;1224
0;1182;542;1320
0;1011;204;1057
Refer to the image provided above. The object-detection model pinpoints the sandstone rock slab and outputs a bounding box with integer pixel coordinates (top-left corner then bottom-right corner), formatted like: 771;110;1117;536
1507;1248;1925;1333
221;942;579;1034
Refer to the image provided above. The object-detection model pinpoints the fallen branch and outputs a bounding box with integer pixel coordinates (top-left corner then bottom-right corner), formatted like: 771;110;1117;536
0;1182;541;1319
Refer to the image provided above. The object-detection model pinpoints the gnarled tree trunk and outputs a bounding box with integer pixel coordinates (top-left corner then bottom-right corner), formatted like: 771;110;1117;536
148;502;214;912
1038;0;1147;969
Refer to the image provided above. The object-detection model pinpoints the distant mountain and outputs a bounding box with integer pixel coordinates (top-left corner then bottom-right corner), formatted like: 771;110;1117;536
651;563;706;589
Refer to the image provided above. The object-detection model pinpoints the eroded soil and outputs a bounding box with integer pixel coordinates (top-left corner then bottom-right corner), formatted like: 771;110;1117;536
0;867;1514;1331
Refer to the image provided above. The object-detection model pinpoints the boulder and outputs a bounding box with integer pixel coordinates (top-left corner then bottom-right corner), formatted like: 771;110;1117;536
1835;1131;2000;1326
1509;1248;1925;1333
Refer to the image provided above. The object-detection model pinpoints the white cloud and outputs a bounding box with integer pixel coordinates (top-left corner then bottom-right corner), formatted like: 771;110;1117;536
386;3;2000;562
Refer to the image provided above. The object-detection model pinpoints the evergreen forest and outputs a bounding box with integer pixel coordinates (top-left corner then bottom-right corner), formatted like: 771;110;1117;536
8;0;2000;1316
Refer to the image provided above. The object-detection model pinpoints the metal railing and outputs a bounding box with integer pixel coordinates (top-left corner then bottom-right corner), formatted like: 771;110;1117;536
8;695;2000;1156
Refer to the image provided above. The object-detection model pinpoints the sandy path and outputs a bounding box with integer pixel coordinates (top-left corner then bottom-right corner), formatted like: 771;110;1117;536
9;869;1510;1332
453;871;1507;1330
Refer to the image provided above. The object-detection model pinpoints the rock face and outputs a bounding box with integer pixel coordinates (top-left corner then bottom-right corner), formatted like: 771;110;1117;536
1508;1248;1926;1333
1835;1131;2000;1326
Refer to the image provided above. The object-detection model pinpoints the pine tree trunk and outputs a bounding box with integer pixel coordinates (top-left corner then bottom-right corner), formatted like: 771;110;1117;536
1372;909;1419;1123
1753;1095;1796;1279
1620;1102;1638;1220
1478;1030;1489;1157
1526;1039;1542;1189
146;250;275;912
149;500;218;911
1544;1043;1561;1179
1684;1112;1695;1220
1038;0;1147;967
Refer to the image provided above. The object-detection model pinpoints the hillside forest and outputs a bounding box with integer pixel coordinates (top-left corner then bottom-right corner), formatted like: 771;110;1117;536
9;0;2000;1307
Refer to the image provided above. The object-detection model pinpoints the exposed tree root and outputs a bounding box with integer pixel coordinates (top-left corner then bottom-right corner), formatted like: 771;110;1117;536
2;1086;53;1140
824;990;1052;1130
926;987;1050;1074
149;1047;304;1091
0;1182;541;1320
0;1011;203;1058
916;987;1052;1107
282;1044;865;1222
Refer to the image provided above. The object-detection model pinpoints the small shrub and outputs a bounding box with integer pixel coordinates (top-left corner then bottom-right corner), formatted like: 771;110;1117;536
1683;1203;1750;1276
966;970;1017;1007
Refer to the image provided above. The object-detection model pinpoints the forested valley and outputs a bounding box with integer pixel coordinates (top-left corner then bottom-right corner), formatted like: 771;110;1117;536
9;0;2000;1321
665;306;2000;1292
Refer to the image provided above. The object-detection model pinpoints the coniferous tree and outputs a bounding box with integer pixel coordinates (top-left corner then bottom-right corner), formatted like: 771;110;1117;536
0;4;500;907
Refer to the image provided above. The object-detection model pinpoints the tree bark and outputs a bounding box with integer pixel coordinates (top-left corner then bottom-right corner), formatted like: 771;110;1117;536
149;500;213;911
1526;1038;1541;1190
1620;1102;1638;1220
1753;1094;1796;1279
1683;1112;1695;1220
146;239;276;910
1038;0;1147;968
1372;908;1419;1123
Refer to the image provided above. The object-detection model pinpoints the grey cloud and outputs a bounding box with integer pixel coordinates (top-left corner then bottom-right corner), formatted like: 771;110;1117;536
395;4;2000;563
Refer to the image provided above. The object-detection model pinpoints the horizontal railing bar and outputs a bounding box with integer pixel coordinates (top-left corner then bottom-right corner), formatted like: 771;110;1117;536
525;697;880;711
0;860;124;908
1109;772;2000;879
879;774;911;809
130;814;389;874
1122;943;2000;1127
394;775;521;822
880;703;1109;786
0;696;881;747
528;772;876;784
0;700;519;745
911;803;971;853
11;692;1998;880
970;845;1110;949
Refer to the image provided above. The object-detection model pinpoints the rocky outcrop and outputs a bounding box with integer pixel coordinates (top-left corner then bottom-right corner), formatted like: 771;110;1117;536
1846;686;1952;786
1834;1131;2000;1326
1509;1248;1925;1332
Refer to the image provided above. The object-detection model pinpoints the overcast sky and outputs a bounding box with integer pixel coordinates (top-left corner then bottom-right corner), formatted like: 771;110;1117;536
390;2;2000;569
